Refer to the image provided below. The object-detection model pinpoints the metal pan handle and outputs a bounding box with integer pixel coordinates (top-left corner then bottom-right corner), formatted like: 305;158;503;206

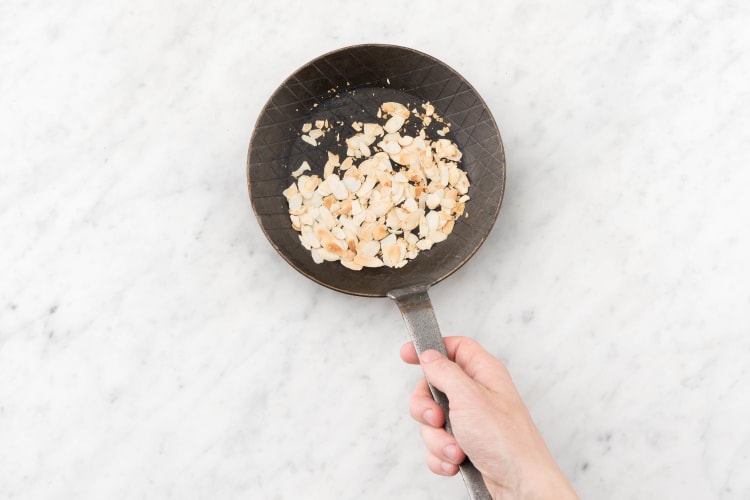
389;285;492;500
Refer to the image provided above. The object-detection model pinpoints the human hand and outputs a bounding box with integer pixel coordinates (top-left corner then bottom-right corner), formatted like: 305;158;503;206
400;336;577;500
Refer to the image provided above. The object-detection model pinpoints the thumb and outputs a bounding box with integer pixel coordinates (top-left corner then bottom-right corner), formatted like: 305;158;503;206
420;349;477;399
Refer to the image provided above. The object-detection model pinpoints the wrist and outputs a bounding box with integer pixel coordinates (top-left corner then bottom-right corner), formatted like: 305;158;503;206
518;469;578;500
484;468;577;500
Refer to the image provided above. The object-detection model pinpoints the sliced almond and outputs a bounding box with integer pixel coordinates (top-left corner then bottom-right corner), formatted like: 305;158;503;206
341;259;363;271
282;184;299;200
310;248;324;264
429;231;448;243
357;239;380;258
288;193;303;214
292;161;311;178
416;238;433;251
381;102;410;119
327;175;349;201
354;254;385;268
286;100;468;270
372;223;388;241
383;114;405;134
381;243;401;267
340;157;354;171
363;123;384;137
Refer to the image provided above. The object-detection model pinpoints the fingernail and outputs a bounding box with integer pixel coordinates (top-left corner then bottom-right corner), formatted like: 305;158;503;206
424;409;436;426
421;350;441;363
441;461;454;474
444;444;458;461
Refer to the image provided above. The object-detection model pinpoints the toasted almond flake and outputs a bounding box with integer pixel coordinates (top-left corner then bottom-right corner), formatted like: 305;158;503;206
350;199;363;215
356;176;377;198
342;177;361;193
314;224;332;243
310;248;324;264
340;157;354;170
426;192;441;210
322;194;335;210
308;129;324;140
381;102;410;119
315;119;325;129
426;211;440;232
324;238;348;257
300;229;321;249
402;210;421;231
301;135;317;146
363;123;384;137
288;193;303;213
354;254;385;268
385;209;401;230
299;175;321;198
302;123;313;133
441;198;456;209
381;244;401;267
357;240;380;258
398;135;414;146
300;208;317;226
403;197;419;212
384;115;405;134
352;121;363;131
456;175;470;195
341;259;363;271
324;161;335;179
372;223;388;241
317;248;340;261
282;184;299;200
392;172;409;184
292;161;312;178
416;238;433;250
337;199;352;216
327;175;349;200
290;216;301;231
379;138;401;154
429;231;448;243
318;207;336;228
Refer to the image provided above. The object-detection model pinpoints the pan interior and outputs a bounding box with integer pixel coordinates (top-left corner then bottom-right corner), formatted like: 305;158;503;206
248;45;505;297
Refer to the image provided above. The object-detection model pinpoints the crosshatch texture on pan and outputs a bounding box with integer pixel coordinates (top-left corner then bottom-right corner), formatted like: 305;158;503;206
248;44;505;297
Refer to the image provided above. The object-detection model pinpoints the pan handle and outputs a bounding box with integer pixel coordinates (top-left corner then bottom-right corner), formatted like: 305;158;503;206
388;285;492;500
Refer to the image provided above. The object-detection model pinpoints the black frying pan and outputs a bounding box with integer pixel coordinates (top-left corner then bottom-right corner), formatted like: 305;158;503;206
247;44;505;499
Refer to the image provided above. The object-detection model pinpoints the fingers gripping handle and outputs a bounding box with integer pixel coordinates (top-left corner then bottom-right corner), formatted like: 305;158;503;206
389;285;492;500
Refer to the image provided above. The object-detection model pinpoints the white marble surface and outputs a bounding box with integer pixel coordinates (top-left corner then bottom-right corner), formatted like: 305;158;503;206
2;1;749;498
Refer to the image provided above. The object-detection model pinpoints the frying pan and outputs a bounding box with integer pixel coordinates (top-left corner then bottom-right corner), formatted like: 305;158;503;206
247;44;505;500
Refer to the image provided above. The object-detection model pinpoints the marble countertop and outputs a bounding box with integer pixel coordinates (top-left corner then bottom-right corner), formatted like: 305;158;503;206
2;1;749;498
